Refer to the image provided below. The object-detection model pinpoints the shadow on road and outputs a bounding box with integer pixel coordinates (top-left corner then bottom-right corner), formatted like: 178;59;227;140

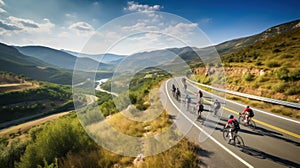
254;126;300;146
239;129;264;136
168;114;176;120
196;148;214;168
241;146;300;167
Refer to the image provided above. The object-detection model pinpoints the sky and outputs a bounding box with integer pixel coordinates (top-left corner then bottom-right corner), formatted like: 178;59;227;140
0;0;299;55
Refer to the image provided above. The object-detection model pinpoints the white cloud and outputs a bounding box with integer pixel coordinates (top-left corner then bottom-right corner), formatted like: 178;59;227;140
0;7;6;13
68;21;95;36
0;0;5;6
3;16;55;33
163;22;198;36
0;16;55;42
124;1;162;12
65;13;77;19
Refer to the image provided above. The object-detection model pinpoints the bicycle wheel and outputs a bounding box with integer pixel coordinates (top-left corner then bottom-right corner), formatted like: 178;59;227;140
223;129;230;141
234;135;245;149
248;119;256;130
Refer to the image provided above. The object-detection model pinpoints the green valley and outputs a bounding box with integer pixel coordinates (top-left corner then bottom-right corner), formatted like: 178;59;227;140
0;72;73;125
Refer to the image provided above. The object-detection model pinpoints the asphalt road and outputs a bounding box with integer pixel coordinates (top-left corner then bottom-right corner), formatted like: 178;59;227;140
165;78;300;168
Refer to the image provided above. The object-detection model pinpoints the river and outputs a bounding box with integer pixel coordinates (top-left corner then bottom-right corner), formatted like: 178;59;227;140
95;78;108;90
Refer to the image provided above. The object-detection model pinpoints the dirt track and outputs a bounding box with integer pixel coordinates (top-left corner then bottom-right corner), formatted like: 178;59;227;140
0;111;70;138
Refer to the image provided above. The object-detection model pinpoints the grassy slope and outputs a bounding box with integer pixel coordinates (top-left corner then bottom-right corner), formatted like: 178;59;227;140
192;27;300;118
222;27;300;97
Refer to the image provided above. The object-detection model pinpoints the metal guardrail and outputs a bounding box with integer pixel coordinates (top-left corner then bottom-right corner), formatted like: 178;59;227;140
187;78;300;109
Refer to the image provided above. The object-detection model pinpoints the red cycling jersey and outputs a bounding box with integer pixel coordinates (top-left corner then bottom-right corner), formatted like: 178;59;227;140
242;108;252;114
227;118;237;128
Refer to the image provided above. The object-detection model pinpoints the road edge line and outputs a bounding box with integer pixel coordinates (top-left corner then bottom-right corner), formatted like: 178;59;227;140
166;79;254;168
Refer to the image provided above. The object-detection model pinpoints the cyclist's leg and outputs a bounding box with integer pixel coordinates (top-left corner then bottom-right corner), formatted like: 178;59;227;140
197;109;201;118
247;116;252;124
229;128;233;140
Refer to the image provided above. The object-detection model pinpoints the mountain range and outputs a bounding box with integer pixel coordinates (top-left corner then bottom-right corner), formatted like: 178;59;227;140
0;19;298;84
61;49;126;64
0;43;73;84
16;46;115;71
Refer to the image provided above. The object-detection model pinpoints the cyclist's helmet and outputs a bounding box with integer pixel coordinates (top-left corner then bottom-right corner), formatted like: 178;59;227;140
246;105;250;108
228;114;234;119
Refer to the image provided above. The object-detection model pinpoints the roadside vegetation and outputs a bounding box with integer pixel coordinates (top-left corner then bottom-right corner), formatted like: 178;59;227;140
0;112;200;168
222;28;300;98
191;27;300;117
0;69;201;168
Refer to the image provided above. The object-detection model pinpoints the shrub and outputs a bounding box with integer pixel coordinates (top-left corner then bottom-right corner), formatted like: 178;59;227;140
271;108;281;113
288;69;300;81
282;111;293;117
243;72;254;81
255;61;263;66
272;83;288;93
280;54;293;59
267;61;280;68
256;76;269;82
0;139;28;168
275;67;289;81
285;87;300;95
272;48;281;53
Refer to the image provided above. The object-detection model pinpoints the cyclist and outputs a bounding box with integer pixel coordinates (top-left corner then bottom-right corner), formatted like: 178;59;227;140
240;105;254;124
171;84;176;97
225;114;240;143
197;90;203;99
213;99;221;115
175;88;181;102
195;99;204;118
182;78;187;91
185;94;191;111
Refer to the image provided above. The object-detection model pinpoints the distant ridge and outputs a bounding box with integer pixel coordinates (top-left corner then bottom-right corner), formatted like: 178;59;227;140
215;19;300;54
61;49;126;64
16;46;105;70
0;43;73;84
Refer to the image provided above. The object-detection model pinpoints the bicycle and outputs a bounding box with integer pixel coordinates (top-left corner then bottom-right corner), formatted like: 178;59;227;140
223;127;244;148
238;113;256;130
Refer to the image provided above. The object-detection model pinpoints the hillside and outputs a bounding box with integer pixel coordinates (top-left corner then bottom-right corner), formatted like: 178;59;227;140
0;80;73;124
193;20;300;105
0;72;39;93
215;19;300;55
0;43;74;84
0;69;201;168
16;46;112;71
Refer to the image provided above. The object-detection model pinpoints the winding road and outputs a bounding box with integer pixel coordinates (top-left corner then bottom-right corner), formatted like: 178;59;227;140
164;78;300;168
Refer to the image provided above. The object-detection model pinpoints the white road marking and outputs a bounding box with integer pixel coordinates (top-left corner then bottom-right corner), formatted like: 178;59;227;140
166;79;254;168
